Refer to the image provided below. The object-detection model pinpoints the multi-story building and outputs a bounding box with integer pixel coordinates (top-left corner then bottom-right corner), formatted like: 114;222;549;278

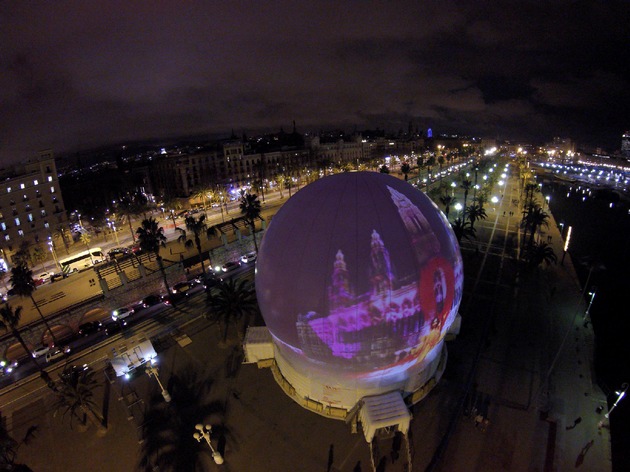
150;148;222;199
0;150;68;264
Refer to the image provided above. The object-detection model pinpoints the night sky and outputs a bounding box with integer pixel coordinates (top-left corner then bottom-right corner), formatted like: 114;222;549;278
1;1;628;165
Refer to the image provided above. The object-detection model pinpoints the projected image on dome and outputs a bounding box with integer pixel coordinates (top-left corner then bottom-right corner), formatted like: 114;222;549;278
256;172;463;379
295;187;458;370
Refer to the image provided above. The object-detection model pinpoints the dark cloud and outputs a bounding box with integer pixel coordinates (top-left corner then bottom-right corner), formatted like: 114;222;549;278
0;1;628;164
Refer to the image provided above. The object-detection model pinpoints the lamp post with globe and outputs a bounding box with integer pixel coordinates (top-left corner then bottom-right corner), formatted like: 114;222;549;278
193;424;224;464
605;383;628;419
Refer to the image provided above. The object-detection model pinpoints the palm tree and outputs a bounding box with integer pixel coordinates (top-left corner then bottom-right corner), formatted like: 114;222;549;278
176;214;217;275
0;419;37;471
239;191;262;253
526;241;557;269
401;162;411;181
53;365;107;435
53;226;70;255
466;204;487;230
522;205;549;254
460;179;473;220
79;232;94;264
274;174;285;199
379;165;390;174
439;195;456;219
206;278;258;342
9;263;57;346
450;218;476;244
138;368;226;472
136;217;171;294
0;303;55;390
119;192;150;242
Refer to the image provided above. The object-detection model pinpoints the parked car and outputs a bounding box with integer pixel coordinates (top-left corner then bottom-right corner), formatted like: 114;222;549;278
221;261;241;273
45;345;71;363
142;294;164;308
0;359;18;375
78;321;102;337
241;252;257;264
162;291;186;305
111;306;133;321
31;345;51;358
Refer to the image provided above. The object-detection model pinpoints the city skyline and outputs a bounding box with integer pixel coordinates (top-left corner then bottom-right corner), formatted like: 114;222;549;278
1;1;628;164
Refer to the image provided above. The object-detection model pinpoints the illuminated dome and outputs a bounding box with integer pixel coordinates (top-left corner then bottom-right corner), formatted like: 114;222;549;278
256;172;463;411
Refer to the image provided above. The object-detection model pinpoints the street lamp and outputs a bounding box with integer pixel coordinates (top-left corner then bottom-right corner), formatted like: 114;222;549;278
450;181;456;196
605;383;628;418
48;237;60;271
193;424;224;464
145;361;171;402
545;195;551;210
561;225;572;265
583;287;597;327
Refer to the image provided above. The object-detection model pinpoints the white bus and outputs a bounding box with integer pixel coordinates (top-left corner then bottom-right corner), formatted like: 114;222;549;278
58;247;105;274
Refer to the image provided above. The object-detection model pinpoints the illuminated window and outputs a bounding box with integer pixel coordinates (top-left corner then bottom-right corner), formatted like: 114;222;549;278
6;187;11;193
50;186;56;193
14;218;20;226
20;183;25;189
0;223;5;231
40;210;47;217
44;222;49;228
27;214;33;222
48;176;53;182
33;179;39;185
4;235;9;241
18;230;24;237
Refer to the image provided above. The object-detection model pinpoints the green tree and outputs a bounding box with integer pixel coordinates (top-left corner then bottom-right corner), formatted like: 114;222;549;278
9;264;57;346
138;368;226;472
239;191;262;253
206;278;258;342
53;366;107;435
31;245;47;266
274;174;285;199
0;303;56;391
136;218;171;294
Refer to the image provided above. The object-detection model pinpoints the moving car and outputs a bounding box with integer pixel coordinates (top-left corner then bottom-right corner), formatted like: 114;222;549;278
172;281;193;295
31;345;51;358
203;273;222;290
36;272;50;286
111;306;133;321
45;345;71;363
221;261;241;273
104;320;127;336
241;252;257;264
108;247;131;260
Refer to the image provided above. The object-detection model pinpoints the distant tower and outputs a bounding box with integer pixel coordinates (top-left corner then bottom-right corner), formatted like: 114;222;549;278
329;250;353;309
427;128;433;139
622;131;630;158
